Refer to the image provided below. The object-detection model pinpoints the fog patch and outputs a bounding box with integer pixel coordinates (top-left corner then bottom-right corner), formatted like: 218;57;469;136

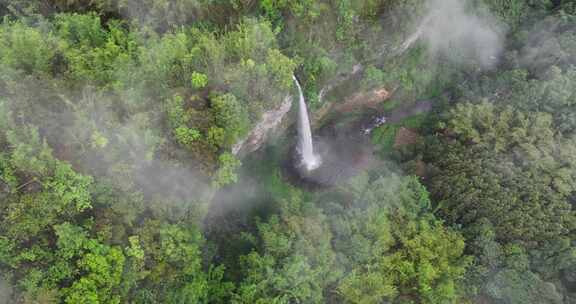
518;17;576;74
410;0;505;68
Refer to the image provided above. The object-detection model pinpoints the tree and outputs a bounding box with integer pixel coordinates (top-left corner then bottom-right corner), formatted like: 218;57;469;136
55;222;125;304
322;174;470;304
133;220;233;303
44;162;93;213
235;186;338;304
213;152;241;188
174;126;201;146
55;13;136;85
426;102;576;247
0;20;56;74
425;102;576;302
211;93;250;147
191;71;208;89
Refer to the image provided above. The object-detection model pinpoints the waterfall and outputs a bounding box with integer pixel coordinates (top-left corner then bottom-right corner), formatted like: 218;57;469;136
293;75;321;171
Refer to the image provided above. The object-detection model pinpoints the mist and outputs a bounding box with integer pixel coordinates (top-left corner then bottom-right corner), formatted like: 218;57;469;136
1;1;576;303
412;0;505;68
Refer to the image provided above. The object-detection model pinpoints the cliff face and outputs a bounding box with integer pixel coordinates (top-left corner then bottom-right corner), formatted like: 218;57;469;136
232;62;396;157
232;95;293;157
313;86;391;127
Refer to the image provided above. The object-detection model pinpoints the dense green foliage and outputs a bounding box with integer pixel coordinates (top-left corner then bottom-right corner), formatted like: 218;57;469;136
326;174;470;304
1;0;576;303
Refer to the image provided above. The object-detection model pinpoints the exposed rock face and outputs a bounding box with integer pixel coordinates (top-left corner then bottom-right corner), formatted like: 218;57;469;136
232;64;394;157
334;87;390;113
318;64;364;104
232;95;293;156
313;86;391;127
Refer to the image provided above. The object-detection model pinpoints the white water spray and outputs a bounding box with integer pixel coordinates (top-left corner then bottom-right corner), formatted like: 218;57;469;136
293;75;321;171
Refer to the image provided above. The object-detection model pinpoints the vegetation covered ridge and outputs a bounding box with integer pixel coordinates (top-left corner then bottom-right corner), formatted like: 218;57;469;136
0;1;575;303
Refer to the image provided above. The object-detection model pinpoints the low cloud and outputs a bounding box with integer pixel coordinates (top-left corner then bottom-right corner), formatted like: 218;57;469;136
410;0;505;68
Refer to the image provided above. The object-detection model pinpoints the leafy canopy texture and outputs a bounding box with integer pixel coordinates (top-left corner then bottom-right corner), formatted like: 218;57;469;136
322;174;471;304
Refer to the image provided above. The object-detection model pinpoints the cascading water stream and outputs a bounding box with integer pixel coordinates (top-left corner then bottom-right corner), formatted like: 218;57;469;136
293;75;321;171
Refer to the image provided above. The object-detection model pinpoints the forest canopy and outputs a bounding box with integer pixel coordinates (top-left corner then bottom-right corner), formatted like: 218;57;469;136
0;0;576;303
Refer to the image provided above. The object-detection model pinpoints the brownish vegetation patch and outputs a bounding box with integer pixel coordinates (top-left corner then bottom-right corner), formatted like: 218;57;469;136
393;127;419;148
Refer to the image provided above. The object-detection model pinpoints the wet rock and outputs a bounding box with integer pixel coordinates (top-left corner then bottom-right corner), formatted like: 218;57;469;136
334;87;391;113
233;95;293;157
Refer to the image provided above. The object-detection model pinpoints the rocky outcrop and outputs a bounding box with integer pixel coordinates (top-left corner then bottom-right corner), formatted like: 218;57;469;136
313;86;392;127
333;87;390;113
318;64;364;104
232;64;395;156
232;96;293;156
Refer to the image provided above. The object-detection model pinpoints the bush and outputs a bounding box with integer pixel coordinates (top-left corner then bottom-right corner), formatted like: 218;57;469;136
212;152;241;188
55;13;107;48
0;21;57;74
174;126;201;146
362;65;385;88
191;71;208;89
211;93;250;147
